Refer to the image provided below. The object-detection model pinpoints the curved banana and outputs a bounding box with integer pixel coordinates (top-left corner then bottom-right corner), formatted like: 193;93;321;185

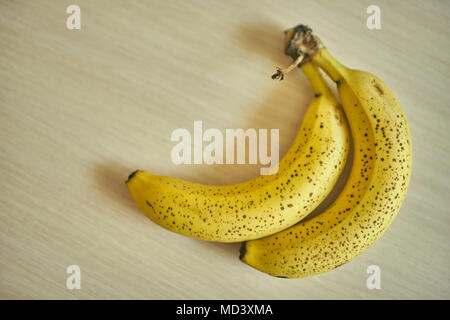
126;62;349;242
240;25;412;277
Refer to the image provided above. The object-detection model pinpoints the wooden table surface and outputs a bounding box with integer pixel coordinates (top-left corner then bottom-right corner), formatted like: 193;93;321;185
1;0;449;299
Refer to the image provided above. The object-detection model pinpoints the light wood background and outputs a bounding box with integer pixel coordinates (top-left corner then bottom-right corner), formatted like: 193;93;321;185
1;0;449;299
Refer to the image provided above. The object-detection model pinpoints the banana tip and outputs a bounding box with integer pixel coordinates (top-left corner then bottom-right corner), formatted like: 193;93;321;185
239;242;247;260
126;170;140;183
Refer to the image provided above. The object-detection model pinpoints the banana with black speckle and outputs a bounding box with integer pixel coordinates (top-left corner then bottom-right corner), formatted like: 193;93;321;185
240;25;412;277
126;61;349;242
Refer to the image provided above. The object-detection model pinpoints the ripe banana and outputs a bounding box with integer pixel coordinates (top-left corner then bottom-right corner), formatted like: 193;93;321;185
126;62;349;242
241;25;412;277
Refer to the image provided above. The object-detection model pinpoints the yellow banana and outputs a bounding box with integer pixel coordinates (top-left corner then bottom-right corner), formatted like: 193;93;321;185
126;62;349;242
241;25;412;277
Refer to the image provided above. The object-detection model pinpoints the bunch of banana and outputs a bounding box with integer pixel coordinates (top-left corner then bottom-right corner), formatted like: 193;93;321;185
126;60;349;242
240;25;412;278
126;24;411;279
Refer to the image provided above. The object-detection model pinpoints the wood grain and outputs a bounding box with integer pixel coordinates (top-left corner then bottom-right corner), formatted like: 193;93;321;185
0;0;449;299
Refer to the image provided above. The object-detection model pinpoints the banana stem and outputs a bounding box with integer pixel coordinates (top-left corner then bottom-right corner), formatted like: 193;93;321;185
312;48;348;83
301;62;331;97
271;54;304;80
272;24;322;81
